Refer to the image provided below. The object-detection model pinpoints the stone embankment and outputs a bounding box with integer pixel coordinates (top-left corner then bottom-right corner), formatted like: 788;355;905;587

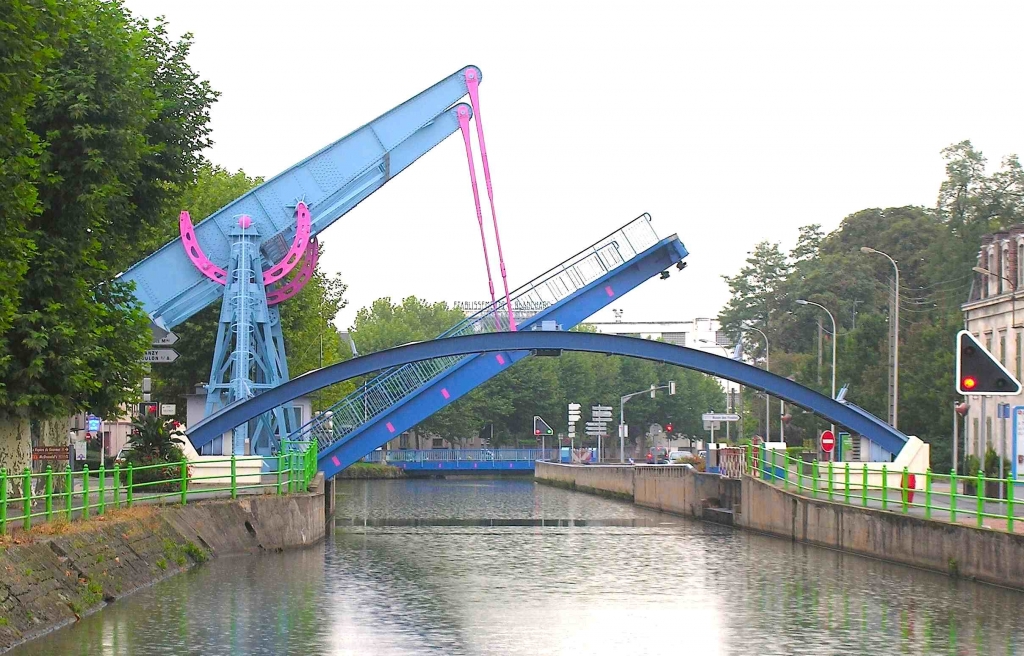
536;461;1024;590
0;484;326;652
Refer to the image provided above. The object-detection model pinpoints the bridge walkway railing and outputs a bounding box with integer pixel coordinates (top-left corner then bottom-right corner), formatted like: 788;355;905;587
296;214;661;453
363;448;558;464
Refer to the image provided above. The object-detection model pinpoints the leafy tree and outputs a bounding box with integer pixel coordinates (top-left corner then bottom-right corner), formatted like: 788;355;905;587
0;1;216;477
349;297;467;354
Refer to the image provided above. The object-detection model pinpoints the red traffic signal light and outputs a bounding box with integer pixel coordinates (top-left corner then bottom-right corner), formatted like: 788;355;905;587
955;330;1022;395
665;422;673;433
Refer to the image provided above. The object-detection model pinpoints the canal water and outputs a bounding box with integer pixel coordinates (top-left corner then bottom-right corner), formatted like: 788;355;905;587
15;478;1024;655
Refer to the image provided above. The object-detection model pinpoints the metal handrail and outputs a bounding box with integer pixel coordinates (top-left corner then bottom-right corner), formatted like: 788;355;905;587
293;214;659;450
363;448;557;463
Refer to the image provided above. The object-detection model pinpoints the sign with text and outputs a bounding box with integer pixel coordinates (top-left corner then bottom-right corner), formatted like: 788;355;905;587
32;446;69;462
702;413;740;422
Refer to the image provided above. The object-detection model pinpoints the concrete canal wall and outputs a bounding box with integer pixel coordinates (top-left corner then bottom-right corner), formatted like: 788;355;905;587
0;486;326;653
536;461;1024;590
737;475;1024;590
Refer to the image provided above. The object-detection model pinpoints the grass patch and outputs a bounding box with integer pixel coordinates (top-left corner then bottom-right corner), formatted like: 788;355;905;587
0;617;8;626
155;558;167;570
338;462;405;479
181;541;208;564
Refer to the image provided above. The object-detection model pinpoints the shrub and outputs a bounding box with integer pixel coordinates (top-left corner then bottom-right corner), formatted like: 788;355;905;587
125;415;190;492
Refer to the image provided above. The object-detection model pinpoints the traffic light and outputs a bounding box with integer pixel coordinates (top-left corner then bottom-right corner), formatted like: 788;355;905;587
665;422;673;433
139;402;158;416
533;415;553;436
956;330;1022;395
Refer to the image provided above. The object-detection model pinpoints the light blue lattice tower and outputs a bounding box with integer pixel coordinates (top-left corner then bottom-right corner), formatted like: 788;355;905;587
204;219;296;455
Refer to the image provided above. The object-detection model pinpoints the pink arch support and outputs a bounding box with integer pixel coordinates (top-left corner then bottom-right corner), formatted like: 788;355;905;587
266;237;319;306
179;211;228;284
263;202;312;285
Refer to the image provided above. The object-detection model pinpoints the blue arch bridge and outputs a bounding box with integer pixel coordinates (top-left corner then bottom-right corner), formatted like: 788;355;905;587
188;332;910;480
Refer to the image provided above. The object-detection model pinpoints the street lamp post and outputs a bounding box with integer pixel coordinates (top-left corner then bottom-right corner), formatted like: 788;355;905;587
796;300;837;455
860;246;900;429
742;323;770;443
972;266;1019;328
619;382;675;463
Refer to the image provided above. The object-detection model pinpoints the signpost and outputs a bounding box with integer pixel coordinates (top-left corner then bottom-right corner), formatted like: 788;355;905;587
820;430;836;459
32;446;69;463
702;413;739;442
143;348;179;364
590;405;612;462
161;404;177;416
568;403;582;455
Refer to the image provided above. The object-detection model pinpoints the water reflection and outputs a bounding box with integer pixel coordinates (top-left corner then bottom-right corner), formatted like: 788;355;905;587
14;478;1024;655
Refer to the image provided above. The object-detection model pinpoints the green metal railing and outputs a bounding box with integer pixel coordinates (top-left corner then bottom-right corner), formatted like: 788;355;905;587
746;443;1022;534
0;441;319;535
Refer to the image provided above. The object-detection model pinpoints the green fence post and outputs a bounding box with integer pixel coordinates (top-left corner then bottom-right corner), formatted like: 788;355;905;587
0;469;6;535
812;461;820;498
827;461;834;501
22;468;31;531
65;467;72;520
976;472;984;528
288;452;294;493
230;454;237;499
862;464;868;507
113;464;120;509
126;463;133;508
924;469;932;520
901;466;909;514
783;450;790;490
180;458;188;506
949;469;957;523
98;464;105;516
82;465;90;520
277;455;283;496
770;448;777;484
797;452;804;493
844;462;850;504
1007;478;1014;533
881;465;888;511
45;466;53;522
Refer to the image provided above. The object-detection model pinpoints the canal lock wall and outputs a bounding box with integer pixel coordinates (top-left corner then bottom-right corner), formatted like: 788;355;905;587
536;461;1024;590
0;482;326;652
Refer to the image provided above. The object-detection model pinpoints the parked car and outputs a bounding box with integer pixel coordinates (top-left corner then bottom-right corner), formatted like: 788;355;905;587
667;450;692;463
114;444;132;465
646;446;670;464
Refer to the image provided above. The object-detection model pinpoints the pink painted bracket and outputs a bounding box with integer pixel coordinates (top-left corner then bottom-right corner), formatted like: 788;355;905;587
266;237;318;306
180;210;228;284
263;202;312;285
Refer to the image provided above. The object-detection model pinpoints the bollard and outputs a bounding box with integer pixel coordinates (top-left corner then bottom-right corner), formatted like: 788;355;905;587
901;467;909;514
65;467;72;520
180;458;188;506
949;469;958;523
22;468;31;531
1007;480;1015;533
861;464;868;507
82;465;90;520
45;466;53;521
126;463;134;508
98;464;105;516
881;465;888;511
976;472;984;528
0;469;7;535
924;469;932;520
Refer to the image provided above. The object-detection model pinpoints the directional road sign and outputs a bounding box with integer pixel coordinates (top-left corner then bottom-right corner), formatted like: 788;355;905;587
152;331;179;347
702;413;740;422
143;348;179;364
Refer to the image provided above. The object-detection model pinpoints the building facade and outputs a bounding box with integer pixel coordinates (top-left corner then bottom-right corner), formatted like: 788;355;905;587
961;227;1024;475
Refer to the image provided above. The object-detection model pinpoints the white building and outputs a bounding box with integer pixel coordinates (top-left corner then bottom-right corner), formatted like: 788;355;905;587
961;227;1024;476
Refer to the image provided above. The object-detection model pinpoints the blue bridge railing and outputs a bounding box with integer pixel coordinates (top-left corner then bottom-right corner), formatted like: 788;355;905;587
364;448;557;464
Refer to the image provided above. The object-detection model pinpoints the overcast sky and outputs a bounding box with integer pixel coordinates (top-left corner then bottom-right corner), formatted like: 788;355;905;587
126;0;1024;329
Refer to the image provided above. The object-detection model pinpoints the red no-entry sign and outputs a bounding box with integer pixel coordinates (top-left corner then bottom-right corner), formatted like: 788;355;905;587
820;430;836;454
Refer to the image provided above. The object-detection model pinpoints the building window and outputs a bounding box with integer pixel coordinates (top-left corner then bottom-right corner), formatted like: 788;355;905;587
1017;331;1022;381
1018;242;1024;288
986;332;993;354
432;438;444;449
986;417;992;452
715;331;731;346
972;418;979;457
399;432;410;449
990;250;998;295
1000;331;1007;365
662;332;687;346
1002;246;1010;293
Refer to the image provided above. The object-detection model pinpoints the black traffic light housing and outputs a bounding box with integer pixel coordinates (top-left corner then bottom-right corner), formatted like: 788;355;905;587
533;415;553;436
956;330;1022;395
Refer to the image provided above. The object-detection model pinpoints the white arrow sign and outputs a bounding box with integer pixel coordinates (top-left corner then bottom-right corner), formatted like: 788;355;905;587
143;348;179;363
152;331;179;346
592;405;613;411
702;413;740;422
